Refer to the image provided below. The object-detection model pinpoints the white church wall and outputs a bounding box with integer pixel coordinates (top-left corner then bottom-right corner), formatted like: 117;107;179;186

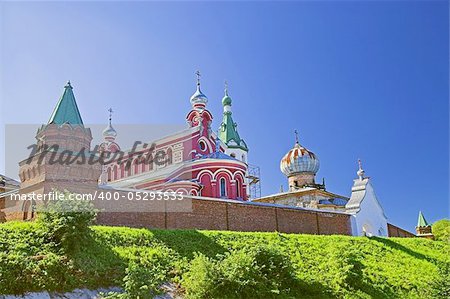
352;182;388;237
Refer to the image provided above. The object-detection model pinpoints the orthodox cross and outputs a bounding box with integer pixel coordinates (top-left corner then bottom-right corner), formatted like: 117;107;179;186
358;159;363;171
108;108;113;125
224;80;228;95
195;70;201;86
294;130;299;144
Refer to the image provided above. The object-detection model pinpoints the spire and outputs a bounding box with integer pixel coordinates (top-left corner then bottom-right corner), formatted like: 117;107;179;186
357;159;365;180
48;81;84;125
218;83;248;151
417;211;430;227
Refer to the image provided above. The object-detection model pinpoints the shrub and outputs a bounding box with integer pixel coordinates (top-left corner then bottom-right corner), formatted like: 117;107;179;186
121;247;172;299
182;245;298;299
433;219;450;243
36;190;97;253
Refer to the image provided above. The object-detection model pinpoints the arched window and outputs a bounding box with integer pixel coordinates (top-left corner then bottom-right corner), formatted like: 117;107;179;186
166;148;173;165
120;163;125;178
141;157;147;173
107;167;112;181
236;179;241;198
147;153;154;171
241;154;246;163
113;165;118;180
199;140;207;152
133;159;139;175
220;178;227;198
230;153;236;158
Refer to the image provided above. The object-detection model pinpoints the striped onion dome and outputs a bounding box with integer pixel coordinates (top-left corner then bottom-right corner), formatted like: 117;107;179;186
280;142;320;177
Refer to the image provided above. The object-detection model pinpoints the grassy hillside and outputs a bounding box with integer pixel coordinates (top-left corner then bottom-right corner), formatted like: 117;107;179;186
0;221;449;298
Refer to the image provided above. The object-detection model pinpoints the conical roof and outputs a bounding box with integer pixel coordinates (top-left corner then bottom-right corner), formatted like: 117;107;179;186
48;81;83;125
417;211;430;227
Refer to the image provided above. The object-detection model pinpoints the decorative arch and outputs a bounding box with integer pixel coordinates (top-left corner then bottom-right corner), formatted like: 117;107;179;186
198;171;213;197
213;169;233;181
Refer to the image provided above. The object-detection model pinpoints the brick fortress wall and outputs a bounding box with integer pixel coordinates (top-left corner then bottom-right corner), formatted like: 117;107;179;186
95;193;352;235
387;223;416;237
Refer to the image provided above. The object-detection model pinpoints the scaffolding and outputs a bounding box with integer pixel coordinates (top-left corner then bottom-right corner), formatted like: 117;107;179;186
246;164;261;199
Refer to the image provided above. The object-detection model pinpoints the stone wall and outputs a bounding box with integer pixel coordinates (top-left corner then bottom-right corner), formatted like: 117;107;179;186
387;223;415;238
2;183;352;235
96;196;352;235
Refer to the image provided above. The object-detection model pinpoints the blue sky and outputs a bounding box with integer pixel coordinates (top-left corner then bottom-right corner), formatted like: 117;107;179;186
0;1;448;231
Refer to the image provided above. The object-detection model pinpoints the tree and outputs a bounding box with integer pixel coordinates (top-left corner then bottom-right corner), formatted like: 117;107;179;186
432;219;450;243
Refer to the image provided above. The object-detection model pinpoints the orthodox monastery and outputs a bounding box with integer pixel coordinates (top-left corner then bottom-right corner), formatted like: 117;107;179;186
0;75;420;238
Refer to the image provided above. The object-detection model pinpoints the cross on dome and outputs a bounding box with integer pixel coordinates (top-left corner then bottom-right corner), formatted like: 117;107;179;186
108;108;113;125
103;107;117;141
195;70;201;86
357;159;365;180
294;130;299;144
190;70;208;108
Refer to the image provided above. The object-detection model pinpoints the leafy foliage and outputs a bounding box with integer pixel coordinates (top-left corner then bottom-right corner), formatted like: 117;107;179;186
182;245;301;299
433;219;450;243
0;223;449;298
36;190;97;253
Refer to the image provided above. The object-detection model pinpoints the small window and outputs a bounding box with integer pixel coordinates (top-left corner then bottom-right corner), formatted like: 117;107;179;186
199;140;206;151
236;179;241;198
220;178;227;197
230;153;236;158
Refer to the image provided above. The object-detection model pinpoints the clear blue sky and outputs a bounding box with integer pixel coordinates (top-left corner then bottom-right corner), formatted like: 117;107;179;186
1;1;448;232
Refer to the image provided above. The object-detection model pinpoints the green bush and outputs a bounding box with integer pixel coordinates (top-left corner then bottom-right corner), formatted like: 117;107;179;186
36;190;97;253
182;245;300;299
122;247;172;298
433;219;450;243
0;223;449;298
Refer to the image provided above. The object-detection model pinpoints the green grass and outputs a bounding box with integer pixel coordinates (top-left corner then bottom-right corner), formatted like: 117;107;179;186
0;221;449;298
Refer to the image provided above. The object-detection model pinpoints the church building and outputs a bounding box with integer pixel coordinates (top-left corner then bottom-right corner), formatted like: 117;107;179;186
0;74;416;237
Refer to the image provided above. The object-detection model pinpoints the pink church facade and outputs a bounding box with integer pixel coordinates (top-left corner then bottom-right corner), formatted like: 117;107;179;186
98;74;248;200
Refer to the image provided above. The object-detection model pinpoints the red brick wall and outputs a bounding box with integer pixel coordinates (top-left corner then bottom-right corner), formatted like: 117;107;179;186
387;223;415;238
317;212;352;235
227;204;277;232
276;208;318;234
166;200;228;230
96;197;352;235
3;184;352;235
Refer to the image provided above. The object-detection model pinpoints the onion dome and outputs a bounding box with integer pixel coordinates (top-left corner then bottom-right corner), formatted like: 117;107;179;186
222;85;232;106
190;71;208;108
280;132;320;177
103;123;117;140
